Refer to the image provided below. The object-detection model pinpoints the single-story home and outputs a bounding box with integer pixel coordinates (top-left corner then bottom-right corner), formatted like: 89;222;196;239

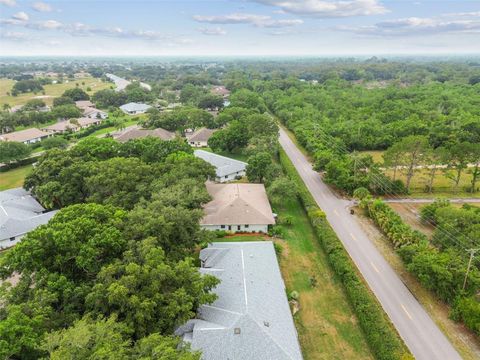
211;85;230;98
83;107;108;119
0;128;51;144
0;188;58;249
43;117;104;133
186;128;217;148
75;100;94;110
120;102;152;115
194;150;247;183
113;125;176;143
176;241;303;360
200;182;275;233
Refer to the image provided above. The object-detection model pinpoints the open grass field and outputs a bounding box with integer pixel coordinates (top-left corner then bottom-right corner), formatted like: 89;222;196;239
0;76;112;107
221;198;373;359
0;164;33;191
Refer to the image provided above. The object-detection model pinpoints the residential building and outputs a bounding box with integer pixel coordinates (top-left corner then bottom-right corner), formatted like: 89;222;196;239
83;107;108;119
0;128;51;144
0;188;57;249
75;100;94;110
176;241;303;360
113;125;175;143
211;85;230;98
43;117;104;133
194;150;247;182
200;182;275;233
186;128;217;148
120;102;152;115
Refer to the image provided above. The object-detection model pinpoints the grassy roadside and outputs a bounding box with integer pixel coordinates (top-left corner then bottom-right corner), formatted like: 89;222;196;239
279;147;411;360
0;164;33;191
216;201;374;359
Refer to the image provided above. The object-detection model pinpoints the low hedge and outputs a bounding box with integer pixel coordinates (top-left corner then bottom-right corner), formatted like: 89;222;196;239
279;148;410;360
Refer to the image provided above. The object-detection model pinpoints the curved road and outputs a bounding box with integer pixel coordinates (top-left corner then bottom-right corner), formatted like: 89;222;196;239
279;129;461;360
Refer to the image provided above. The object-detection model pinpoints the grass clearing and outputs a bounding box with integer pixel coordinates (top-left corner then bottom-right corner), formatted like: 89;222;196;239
0;77;112;107
216;198;374;359
0;164;33;191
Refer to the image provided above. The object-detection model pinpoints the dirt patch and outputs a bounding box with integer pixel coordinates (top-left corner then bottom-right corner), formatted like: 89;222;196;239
388;203;434;237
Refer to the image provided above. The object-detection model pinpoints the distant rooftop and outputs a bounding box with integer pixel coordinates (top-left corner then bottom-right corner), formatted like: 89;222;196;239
120;102;152;113
0;188;57;241
113;125;175;143
176;241;303;360
194;150;247;178
0;128;50;143
187;128;217;143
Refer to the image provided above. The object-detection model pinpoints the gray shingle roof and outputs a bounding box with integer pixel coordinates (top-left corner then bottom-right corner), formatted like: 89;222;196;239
194;150;247;178
176;241;303;360
119;102;152;113
0;128;50;143
0;188;57;241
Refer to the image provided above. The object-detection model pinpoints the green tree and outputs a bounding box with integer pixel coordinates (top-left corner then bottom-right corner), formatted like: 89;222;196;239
53;96;75;107
246;151;279;184
267;177;297;204
86;238;219;338
0;141;32;163
41;136;69;150
62;88;90;101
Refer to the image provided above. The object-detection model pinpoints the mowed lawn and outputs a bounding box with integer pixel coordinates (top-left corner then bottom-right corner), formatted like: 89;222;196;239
0;164;33;191
0;77;112;107
219;199;373;360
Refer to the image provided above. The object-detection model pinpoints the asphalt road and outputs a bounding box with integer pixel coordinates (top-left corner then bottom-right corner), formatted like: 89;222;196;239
279;128;462;360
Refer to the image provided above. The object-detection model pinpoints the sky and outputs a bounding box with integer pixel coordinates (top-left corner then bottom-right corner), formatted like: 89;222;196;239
0;0;479;56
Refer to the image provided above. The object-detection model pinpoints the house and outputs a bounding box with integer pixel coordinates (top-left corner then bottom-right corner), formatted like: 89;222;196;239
113;125;175;143
83;107;108;119
200;182;275;233
186;128;217;148
176;241;303;360
120;102;152;115
75;100;94;110
211;85;230;99
43;121;79;133
0;128;51;144
43;117;104;134
194;150;247;182
0;188;58;249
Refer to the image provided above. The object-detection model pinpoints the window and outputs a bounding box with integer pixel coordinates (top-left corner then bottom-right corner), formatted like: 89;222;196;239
245;225;249;229
237;225;241;231
221;225;225;229
228;225;232;231
225;175;229;179
9;237;15;242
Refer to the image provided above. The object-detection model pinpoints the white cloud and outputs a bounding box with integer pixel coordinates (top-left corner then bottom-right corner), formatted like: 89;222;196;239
193;12;303;28
340;13;480;36
37;19;62;29
0;31;27;40
252;0;388;17
198;27;227;36
32;2;53;12
0;0;16;6
12;11;29;21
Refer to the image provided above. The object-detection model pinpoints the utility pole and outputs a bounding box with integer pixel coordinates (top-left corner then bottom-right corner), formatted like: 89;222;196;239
463;248;479;291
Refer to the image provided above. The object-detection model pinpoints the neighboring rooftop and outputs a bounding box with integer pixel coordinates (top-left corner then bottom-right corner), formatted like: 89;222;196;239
75;100;94;109
120;102;152;113
0;128;50;143
201;182;275;226
113;125;176;143
194;150;247;178
83;107;107;116
187;128;217;143
176;241;303;360
0;188;57;241
211;86;230;97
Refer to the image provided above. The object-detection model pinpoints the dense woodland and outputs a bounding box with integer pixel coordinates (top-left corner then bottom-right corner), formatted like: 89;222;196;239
2;57;480;357
0;136;220;359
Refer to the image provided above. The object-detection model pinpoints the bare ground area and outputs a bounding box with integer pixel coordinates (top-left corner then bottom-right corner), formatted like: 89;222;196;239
353;207;480;360
387;203;434;237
